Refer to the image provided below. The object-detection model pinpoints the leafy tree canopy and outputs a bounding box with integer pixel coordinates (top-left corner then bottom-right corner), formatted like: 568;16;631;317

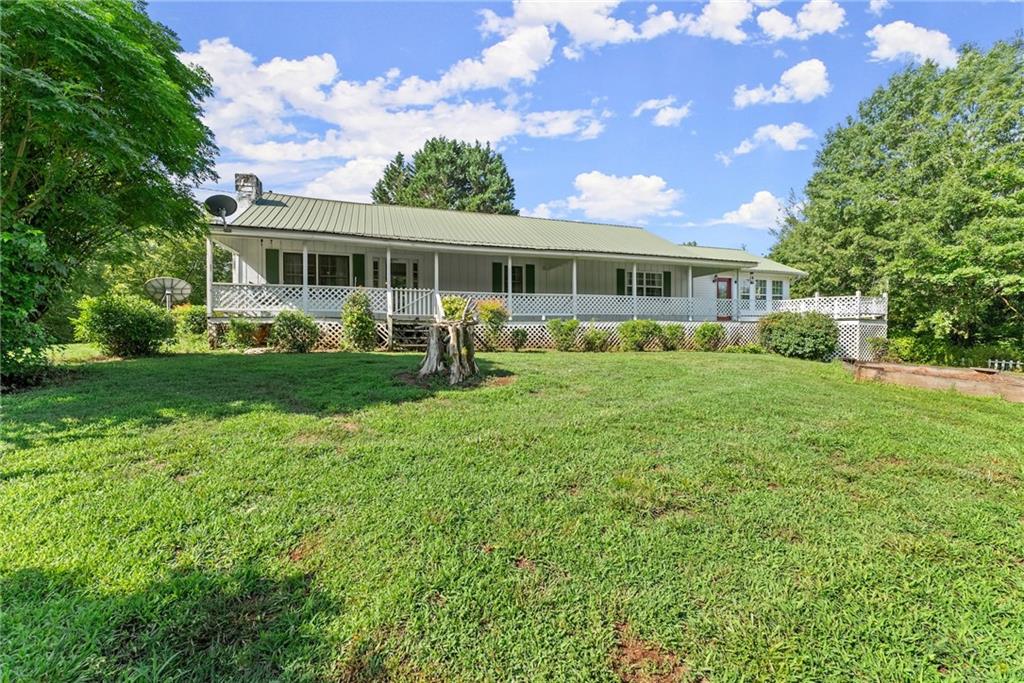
770;39;1024;345
1;0;216;382
372;138;518;215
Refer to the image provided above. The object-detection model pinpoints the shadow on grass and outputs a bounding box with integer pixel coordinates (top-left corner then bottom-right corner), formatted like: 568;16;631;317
3;352;510;451
1;564;338;681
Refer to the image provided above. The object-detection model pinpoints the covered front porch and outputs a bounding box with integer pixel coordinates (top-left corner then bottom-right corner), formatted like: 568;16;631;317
204;231;785;322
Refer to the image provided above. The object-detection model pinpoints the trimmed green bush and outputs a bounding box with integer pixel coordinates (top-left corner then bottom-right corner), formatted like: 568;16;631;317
693;322;725;351
547;319;580;352
441;295;470;320
661;323;685;351
476;298;510;350
510;328;527;352
341;291;377;351
172;304;207;336
580;326;612;352
758;312;838;361
226;318;259;349
618;320;662;352
73;293;175;357
269;310;320;353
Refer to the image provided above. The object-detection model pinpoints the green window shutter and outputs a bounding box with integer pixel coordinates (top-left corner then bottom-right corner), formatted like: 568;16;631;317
525;264;535;293
265;249;280;284
492;262;503;292
663;271;672;297
616;268;626;295
352;254;365;286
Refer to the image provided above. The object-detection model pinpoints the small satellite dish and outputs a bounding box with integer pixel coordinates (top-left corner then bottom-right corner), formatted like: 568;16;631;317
144;277;192;310
203;194;238;224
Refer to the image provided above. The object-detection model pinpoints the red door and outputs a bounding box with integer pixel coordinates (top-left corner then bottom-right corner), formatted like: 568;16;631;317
715;277;732;320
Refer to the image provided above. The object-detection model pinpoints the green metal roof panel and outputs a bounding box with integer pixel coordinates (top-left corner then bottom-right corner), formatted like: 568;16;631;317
227;192;803;274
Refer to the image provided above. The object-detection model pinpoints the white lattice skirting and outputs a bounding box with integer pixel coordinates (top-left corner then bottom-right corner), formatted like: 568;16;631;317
211;319;886;360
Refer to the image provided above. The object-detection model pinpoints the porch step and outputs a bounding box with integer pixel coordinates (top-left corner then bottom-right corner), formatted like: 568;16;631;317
391;318;431;351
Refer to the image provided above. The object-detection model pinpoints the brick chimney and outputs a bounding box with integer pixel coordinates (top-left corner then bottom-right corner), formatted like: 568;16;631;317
235;173;263;203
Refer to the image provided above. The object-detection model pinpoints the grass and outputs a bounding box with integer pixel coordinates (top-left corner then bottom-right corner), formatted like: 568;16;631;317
2;351;1022;681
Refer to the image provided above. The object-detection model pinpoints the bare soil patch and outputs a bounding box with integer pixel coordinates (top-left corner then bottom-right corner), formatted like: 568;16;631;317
613;623;691;683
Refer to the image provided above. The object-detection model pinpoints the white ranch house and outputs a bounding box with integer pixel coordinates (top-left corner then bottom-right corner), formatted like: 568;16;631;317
206;174;886;357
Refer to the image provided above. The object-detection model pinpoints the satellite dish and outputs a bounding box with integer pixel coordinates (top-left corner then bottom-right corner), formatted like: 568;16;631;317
203;194;238;224
144;277;192;310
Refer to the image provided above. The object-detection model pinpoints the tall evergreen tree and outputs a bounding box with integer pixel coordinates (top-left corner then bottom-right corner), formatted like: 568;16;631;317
371;138;518;215
770;39;1024;345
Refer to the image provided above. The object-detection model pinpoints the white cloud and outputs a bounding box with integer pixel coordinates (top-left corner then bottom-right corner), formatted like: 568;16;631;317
567;171;682;222
712;190;785;229
180;35;607;200
527;171;683;223
735;122;815;154
867;21;958;69
302;157;391;202
678;0;755;44
733;58;831;107
757;1;845;41
632;96;692;127
480;1;639;58
867;0;891;16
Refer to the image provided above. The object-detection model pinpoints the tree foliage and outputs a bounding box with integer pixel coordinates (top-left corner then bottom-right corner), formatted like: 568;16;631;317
770;39;1024;345
1;0;216;383
371;138;518;214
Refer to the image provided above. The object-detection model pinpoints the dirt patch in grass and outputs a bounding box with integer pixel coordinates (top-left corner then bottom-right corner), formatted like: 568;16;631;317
484;374;516;387
287;534;322;563
515;557;536;572
613;623;691;683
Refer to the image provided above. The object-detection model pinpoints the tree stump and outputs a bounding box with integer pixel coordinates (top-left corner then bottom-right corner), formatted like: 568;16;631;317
418;320;479;385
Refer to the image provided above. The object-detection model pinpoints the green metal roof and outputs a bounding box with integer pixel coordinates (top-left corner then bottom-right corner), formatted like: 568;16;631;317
224;192;803;273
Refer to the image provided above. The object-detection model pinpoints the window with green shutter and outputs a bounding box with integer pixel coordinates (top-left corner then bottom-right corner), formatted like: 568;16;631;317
265;249;280;284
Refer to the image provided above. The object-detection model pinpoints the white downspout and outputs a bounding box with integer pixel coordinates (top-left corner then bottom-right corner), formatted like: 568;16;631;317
205;236;213;317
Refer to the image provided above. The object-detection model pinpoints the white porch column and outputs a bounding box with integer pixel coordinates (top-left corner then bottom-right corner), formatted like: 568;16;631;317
433;251;441;320
205;236;213;317
632;263;638;320
507;255;513;316
386;247;393;317
734;269;741;320
301;243;309;312
572;258;578;319
687;265;693;321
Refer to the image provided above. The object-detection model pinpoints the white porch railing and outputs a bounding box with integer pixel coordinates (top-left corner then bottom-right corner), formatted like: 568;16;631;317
210;284;886;322
774;293;887;319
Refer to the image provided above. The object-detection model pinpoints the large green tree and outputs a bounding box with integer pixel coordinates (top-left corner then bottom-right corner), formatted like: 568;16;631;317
770;39;1024;345
371;137;518;214
1;0;216;383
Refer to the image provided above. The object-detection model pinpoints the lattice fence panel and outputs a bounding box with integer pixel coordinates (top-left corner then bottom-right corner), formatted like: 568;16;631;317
475;321;761;351
776;295;887;320
835;320;886;361
510;293;574;318
312;320;389;351
577;294;635;319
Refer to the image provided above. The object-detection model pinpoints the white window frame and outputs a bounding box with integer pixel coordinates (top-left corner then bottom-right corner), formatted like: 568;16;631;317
626;270;664;297
282;251;352;286
771;280;783;300
755;279;768;301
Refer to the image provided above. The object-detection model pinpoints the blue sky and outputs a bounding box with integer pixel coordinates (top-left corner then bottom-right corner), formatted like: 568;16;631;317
152;1;1022;255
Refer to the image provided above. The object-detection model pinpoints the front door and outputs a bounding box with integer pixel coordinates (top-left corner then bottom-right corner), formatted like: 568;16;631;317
389;260;419;289
715;277;732;321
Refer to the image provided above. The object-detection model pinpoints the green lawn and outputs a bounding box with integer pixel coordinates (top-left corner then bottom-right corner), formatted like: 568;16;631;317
3;351;1022;681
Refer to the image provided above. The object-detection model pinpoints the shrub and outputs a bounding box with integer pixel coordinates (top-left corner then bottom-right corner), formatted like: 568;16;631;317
580;326;612;352
476;298;510;350
510;328;527;352
876;334;1024;367
661;323;685;351
226;318;260;349
441;295;470;320
172;304;207;335
693;322;726;351
758;312;838;361
341;290;377;351
867;336;892;362
618;320;662;352
269;310;320;353
73;293;175;357
547;319;580;351
722;343;767;354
